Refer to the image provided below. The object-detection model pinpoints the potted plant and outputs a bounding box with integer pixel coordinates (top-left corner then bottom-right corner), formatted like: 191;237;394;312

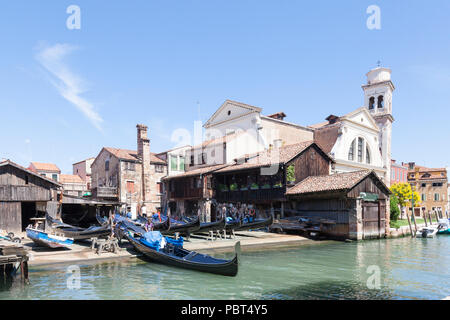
230;183;238;191
273;182;282;188
261;183;271;189
219;184;229;192
250;183;259;190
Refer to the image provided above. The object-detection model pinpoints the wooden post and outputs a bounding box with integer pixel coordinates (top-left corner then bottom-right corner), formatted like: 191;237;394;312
434;211;439;224
412;212;418;235
406;213;414;238
428;211;432;225
423;211;428;227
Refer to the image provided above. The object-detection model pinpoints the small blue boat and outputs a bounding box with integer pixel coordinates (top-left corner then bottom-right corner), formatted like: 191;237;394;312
26;227;73;249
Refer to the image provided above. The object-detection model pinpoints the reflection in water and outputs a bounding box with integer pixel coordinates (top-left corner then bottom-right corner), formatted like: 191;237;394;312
0;236;449;300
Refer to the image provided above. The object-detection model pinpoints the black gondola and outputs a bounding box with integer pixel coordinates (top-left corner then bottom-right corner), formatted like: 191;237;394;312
162;216;201;235
235;214;273;232
136;215;170;231
118;222;239;277
194;217;227;234
225;218;242;231
46;214;111;240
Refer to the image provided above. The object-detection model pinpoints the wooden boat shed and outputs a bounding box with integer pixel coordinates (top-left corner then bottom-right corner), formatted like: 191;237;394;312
286;170;391;240
0;160;61;232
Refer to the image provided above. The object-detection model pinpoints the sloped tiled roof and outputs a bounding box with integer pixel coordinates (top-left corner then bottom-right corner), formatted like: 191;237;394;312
59;174;85;184
0;160;61;187
215;141;328;173
30;162;61;173
163;164;230;180
286;170;375;195
104;147;166;165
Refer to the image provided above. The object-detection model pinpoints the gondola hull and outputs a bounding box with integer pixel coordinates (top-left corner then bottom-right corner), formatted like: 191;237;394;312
136;215;170;231
124;231;238;277
162;216;201;235
47;214;111;240
26;227;73;249
195;218;227;234
235;214;273;232
224;219;241;231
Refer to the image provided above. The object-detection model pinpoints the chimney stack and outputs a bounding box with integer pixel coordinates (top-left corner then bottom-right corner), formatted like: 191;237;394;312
137;124;151;204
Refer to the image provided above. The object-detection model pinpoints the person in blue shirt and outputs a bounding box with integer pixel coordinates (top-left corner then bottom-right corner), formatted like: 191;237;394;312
126;207;132;219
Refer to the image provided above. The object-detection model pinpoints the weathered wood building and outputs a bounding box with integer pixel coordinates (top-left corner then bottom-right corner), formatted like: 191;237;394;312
162;141;332;221
213;141;332;217
286;170;391;240
0;160;61;232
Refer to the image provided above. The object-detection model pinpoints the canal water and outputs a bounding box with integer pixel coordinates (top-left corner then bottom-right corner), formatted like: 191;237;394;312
1;236;449;300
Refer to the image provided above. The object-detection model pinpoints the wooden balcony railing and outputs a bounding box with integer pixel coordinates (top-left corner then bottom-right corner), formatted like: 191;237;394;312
170;188;203;200
215;187;286;203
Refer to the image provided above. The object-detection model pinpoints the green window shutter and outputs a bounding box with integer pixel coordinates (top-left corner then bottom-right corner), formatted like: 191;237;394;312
179;157;185;171
170;155;177;171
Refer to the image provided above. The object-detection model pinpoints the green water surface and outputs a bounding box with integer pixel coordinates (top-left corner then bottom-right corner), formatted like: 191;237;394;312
1;236;449;300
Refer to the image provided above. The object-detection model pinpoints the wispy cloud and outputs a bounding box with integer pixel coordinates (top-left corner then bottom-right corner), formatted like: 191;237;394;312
35;43;104;131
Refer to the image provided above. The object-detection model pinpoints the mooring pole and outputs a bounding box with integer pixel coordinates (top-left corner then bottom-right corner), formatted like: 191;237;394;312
411;195;417;236
407;213;413;238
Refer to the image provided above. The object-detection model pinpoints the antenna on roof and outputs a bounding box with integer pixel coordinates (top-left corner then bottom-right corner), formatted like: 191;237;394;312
377;60;381;67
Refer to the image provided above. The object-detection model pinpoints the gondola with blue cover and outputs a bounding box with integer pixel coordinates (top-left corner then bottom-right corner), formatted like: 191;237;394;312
116;221;239;277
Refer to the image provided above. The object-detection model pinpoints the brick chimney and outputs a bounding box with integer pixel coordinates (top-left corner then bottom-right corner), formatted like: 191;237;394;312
267;112;287;121
137;124;151;204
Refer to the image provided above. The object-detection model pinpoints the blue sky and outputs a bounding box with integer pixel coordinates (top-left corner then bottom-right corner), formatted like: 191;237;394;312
0;1;449;173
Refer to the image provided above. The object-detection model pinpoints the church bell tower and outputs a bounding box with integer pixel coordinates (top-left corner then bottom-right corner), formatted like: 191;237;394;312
362;66;395;185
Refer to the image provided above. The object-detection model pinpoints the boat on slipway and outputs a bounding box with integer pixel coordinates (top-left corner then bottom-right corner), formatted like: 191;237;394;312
26;218;73;249
46;214;111;240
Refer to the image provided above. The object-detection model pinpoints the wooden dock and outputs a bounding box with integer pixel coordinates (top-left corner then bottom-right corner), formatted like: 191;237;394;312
0;240;29;284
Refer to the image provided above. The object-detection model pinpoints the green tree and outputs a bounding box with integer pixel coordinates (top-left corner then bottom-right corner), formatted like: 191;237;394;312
390;194;400;222
390;182;420;208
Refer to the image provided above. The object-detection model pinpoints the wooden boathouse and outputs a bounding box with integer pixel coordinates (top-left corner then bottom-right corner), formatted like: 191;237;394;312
286;170;391;240
0;160;61;233
213;141;333;216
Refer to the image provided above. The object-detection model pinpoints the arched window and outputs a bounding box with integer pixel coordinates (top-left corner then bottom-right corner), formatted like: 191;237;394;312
369;97;375;110
348;139;355;161
357;138;363;162
377;95;384;108
366;145;371;164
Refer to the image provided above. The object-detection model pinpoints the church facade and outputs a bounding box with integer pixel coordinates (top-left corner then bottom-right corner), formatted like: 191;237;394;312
311;67;394;186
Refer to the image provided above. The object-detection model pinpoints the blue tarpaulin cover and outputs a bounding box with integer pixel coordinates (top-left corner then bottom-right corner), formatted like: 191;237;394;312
140;231;164;251
165;236;184;248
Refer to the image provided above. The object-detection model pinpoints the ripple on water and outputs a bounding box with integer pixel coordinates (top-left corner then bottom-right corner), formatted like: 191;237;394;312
0;236;449;300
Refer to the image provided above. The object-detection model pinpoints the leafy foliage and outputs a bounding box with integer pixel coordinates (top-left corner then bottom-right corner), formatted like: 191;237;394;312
287;165;295;183
390;182;420;208
390;194;400;221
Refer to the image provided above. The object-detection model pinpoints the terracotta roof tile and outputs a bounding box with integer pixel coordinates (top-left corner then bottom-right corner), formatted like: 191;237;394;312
30;162;61;172
0;160;61;186
104;147;166;165
286;170;373;195
215;141;317;173
163;164;230;180
60;174;84;184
